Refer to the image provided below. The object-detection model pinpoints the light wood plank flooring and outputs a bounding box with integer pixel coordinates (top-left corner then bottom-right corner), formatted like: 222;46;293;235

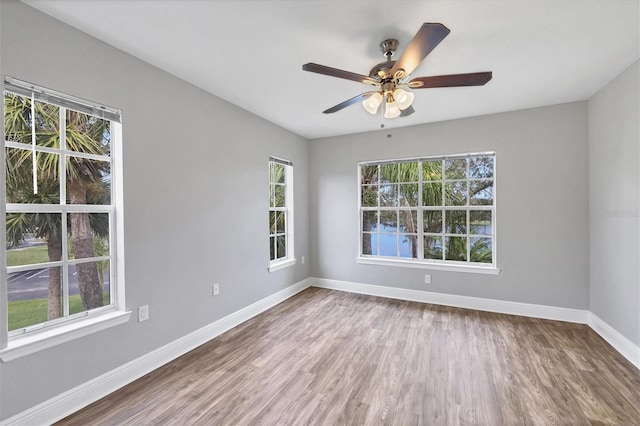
58;287;640;425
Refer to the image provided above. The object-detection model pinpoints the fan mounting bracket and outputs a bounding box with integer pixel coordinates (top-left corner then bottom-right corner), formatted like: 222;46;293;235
379;39;399;57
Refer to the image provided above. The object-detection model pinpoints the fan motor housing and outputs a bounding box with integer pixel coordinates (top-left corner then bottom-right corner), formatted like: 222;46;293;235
369;60;396;80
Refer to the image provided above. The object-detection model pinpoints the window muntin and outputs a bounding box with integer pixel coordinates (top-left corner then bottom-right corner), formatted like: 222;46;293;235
269;157;294;268
4;81;121;337
360;153;496;267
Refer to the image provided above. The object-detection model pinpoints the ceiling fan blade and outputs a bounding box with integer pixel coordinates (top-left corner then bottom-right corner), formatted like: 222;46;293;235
400;105;415;117
408;72;492;88
322;92;378;114
390;23;450;79
303;63;380;86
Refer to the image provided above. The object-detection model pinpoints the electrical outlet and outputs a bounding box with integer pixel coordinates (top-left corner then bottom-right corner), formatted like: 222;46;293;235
213;283;220;296
301;256;305;264
138;305;149;322
424;274;432;284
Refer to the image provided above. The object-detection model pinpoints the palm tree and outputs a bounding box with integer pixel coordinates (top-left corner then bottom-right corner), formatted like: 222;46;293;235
4;93;110;319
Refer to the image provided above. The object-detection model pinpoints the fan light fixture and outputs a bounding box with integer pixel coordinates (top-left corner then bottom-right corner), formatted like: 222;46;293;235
363;88;414;118
363;92;383;114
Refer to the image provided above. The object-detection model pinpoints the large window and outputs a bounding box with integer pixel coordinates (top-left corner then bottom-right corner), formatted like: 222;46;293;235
2;78;126;353
359;152;496;271
268;156;294;271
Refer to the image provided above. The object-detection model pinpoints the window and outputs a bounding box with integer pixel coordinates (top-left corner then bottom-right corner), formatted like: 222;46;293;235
2;77;128;358
359;152;497;272
268;156;294;271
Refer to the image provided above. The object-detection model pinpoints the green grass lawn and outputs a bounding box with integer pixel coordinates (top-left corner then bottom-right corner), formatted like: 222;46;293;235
6;244;50;266
7;245;111;331
8;293;110;331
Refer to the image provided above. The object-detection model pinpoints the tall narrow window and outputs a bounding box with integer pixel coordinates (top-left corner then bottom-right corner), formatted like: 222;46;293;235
268;156;294;271
3;77;125;345
359;152;496;272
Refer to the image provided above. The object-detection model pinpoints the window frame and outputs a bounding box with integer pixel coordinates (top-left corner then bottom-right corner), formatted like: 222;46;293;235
268;156;295;272
0;77;130;362
357;152;499;275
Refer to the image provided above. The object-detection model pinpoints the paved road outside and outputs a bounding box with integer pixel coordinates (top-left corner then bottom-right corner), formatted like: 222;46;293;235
8;267;109;302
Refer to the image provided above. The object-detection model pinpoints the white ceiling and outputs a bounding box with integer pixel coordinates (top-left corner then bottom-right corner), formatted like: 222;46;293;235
23;0;640;140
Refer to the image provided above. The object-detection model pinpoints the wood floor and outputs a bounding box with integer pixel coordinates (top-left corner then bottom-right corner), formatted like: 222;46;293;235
58;288;640;425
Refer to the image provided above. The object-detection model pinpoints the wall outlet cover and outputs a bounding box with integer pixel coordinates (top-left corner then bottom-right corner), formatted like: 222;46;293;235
138;305;149;322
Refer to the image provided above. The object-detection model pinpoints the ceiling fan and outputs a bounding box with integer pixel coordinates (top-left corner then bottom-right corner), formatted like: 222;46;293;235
302;23;492;119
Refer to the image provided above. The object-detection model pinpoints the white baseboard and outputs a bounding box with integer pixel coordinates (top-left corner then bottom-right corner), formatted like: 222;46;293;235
2;278;312;426
589;312;640;369
311;278;589;323
311;278;639;369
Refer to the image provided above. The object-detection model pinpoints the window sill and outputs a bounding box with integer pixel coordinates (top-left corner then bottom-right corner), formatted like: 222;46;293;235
0;310;132;362
268;258;296;272
356;257;501;275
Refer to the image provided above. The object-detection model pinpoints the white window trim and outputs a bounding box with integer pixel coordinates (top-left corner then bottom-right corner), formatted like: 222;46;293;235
268;258;296;272
0;310;131;362
1;78;129;361
268;156;295;272
357;151;499;275
356;256;500;274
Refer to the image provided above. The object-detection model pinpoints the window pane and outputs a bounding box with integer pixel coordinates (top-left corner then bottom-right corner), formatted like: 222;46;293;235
470;180;493;205
362;233;378;256
361;165;378;184
445;210;467;234
269;211;275;233
399;234;417;258
275;211;285;234
270;162;285;184
4;93;31;144
6;148;61;204
422;182;443;206
423;210;442;233
379;234;398;256
270;236;275;260
276;235;286;259
66;159;111;205
67;213;109;260
380;163;398;183
6;213;62;266
361;185;378;207
68;260;110;315
445;236;467;261
469;156;494;178
470;211;492;235
399;210;417;233
36;101;60;148
444;158;467;180
273;184;285;208
379;184;398;207
424;236;443;260
380;210;397;232
422;160;442;181
398;162;418;182
399;183;418;206
445;181;467;206
7;266;62;331
470;237;492;263
362;211;379;232
66;110;111;156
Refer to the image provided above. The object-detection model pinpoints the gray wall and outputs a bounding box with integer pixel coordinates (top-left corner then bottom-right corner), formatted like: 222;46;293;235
0;1;309;420
310;102;590;308
588;61;640;346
